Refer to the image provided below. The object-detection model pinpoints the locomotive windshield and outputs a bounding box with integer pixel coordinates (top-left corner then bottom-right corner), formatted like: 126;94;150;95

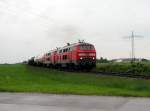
79;44;95;50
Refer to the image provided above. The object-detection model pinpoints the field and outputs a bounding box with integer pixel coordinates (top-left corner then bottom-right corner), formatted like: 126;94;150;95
0;64;150;97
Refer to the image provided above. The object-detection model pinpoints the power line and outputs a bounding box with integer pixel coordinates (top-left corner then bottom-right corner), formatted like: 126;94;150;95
124;31;143;61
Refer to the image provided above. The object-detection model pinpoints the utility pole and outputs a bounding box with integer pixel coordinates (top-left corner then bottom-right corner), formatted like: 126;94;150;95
124;31;143;62
131;31;135;61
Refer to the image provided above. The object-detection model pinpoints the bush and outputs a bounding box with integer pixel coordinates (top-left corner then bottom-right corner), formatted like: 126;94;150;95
96;62;150;75
130;62;149;75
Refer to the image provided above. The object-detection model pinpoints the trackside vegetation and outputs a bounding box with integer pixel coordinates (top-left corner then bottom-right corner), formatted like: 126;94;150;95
0;64;150;97
95;62;150;76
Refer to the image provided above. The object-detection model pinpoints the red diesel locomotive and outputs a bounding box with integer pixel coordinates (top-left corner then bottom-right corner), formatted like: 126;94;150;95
28;41;96;69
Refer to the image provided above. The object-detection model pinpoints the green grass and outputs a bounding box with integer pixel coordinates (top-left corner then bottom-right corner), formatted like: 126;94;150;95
0;64;150;97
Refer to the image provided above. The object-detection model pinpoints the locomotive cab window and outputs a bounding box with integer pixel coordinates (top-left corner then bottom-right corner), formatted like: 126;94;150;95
63;49;66;52
79;45;95;50
71;46;76;51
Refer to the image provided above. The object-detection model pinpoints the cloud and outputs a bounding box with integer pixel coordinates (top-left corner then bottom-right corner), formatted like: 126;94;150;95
0;0;150;63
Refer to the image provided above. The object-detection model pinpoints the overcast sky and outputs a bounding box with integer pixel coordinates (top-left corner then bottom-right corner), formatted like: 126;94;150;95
0;0;150;63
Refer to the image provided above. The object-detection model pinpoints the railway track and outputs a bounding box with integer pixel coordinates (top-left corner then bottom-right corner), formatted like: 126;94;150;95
62;69;150;79
90;71;150;79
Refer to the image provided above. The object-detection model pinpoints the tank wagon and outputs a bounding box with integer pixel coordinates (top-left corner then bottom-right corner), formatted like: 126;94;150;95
28;41;96;69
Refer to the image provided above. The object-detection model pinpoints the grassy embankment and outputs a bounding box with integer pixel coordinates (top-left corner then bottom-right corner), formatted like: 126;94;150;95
0;64;150;97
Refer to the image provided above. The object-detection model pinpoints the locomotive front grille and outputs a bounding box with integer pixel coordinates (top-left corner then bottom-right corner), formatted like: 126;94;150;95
78;57;96;67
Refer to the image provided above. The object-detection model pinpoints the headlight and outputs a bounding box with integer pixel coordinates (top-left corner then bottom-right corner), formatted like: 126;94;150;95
92;57;95;60
80;57;83;60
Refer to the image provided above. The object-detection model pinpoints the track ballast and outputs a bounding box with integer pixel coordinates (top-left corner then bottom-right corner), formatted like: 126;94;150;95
91;71;150;79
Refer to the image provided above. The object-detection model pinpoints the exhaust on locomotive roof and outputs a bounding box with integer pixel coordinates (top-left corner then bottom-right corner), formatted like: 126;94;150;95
67;43;70;46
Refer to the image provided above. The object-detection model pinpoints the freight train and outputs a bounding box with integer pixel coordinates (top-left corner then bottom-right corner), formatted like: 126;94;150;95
28;41;96;69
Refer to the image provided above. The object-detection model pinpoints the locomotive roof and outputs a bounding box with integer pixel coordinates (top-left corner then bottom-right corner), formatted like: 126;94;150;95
44;42;94;54
61;42;93;49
